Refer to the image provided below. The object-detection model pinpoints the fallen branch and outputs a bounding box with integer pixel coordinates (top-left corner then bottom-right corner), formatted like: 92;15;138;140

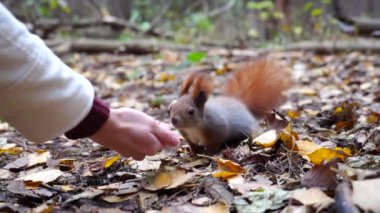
33;16;173;39
280;39;380;53
45;38;210;55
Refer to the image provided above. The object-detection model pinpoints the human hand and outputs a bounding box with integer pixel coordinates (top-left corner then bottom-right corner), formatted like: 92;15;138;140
90;108;180;160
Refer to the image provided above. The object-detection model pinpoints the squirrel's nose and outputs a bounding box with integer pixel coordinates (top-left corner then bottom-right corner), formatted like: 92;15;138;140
171;117;178;125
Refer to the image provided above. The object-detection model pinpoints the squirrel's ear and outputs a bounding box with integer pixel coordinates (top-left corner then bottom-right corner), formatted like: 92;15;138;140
180;72;199;96
191;74;212;108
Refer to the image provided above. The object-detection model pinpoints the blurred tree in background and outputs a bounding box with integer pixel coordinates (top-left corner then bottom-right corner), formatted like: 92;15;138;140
1;0;379;48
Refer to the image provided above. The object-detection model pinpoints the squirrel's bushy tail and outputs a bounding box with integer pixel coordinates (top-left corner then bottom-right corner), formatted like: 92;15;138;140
224;57;291;117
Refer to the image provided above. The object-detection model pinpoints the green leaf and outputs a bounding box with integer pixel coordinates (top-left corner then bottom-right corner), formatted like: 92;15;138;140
150;96;164;108
140;22;151;31
322;0;331;5
37;6;49;17
187;52;206;63
118;32;130;42
246;1;274;10
259;11;269;21
311;8;322;17
49;0;59;10
303;2;313;11
293;26;303;35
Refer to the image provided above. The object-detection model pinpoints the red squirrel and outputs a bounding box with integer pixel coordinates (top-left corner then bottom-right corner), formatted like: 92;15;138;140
169;57;291;154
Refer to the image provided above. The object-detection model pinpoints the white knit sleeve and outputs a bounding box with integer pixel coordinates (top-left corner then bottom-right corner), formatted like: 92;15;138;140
0;3;94;142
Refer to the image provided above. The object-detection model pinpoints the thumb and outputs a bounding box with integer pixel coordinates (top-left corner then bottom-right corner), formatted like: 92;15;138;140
152;121;180;147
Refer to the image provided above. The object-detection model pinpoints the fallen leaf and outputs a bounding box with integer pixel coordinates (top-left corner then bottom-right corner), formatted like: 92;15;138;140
191;197;211;206
101;193;137;203
288;110;301;119
352;178;380;212
228;174;277;195
291;188;334;208
280;122;298;150
308;147;351;165
301;160;338;189
234;189;290;212
104;154;121;169
144;168;195;191
63;188;104;204
5;151;51;170
16;169;63;183
0;169;13;180
59;185;76;192
253;130;278;148
0;143;23;155
130;158;161;171
161;202;228;213
212;158;245;181
33;203;53;213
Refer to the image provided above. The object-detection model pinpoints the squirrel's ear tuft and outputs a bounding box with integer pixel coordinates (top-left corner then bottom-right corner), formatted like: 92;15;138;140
194;90;207;108
191;74;212;108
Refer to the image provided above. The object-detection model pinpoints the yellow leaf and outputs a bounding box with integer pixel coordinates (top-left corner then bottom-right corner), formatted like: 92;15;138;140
216;158;244;173
288;110;301;119
61;185;75;192
213;158;245;181
253;130;278;148
280;122;297;150
212;171;239;181
295;139;322;156
144;167;196;191
0;146;23;155
157;73;175;82
308;147;351;165
104;154;121;169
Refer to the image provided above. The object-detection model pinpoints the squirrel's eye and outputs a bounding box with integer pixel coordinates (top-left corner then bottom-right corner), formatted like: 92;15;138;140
187;107;195;115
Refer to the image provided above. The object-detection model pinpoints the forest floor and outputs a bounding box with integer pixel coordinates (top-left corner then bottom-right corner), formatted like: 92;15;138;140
0;49;379;213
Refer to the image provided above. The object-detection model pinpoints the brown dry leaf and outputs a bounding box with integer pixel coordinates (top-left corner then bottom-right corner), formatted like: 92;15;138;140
212;158;245;181
160;202;229;213
144;168;195;191
101;193;137;203
291;188;334;208
16;169;63;184
104;154;121;169
253;130;278;148
301;160;338;189
367;111;380;124
33;203;53;213
352;178;380;212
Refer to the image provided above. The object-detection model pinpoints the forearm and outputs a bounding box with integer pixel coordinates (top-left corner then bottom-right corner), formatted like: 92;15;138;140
0;3;95;142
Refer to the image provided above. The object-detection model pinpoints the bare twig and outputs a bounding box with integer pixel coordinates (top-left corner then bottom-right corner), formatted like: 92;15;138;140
207;0;236;17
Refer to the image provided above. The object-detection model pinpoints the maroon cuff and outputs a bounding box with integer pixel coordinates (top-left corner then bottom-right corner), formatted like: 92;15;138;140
65;97;110;139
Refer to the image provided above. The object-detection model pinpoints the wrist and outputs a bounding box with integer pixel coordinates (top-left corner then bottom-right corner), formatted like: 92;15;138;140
65;97;110;139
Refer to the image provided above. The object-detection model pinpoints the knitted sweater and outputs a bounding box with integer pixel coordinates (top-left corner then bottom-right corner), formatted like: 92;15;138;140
0;3;109;142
